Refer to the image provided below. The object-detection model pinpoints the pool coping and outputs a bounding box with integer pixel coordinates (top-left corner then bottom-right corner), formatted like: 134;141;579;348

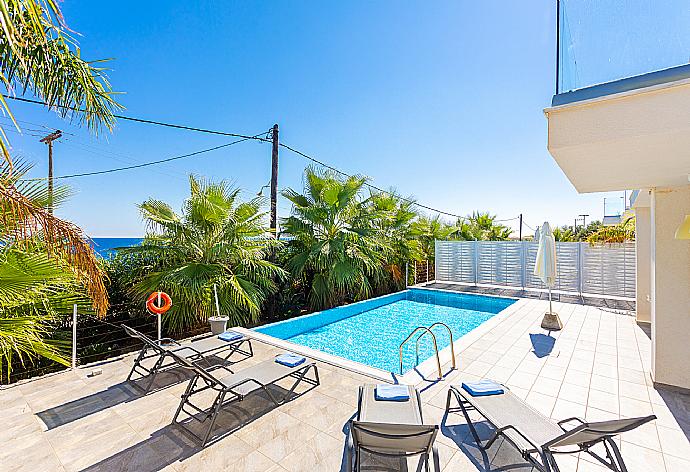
239;287;525;386
234;326;397;382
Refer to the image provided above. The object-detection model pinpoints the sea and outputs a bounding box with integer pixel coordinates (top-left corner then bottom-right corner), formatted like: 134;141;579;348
90;237;143;258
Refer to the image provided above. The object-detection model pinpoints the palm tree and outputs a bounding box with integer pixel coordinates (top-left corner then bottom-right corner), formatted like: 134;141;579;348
411;215;452;261
0;0;121;315
587;217;635;244
0;247;90;379
367;191;419;292
574;220;603;241
0;159;91;379
450;212;512;241
552;226;577;242
119;176;287;332
281;167;384;310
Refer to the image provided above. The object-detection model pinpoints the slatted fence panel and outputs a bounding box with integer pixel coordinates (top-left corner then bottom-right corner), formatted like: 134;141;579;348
582;242;636;298
435;240;475;283
434;240;636;299
475;241;523;287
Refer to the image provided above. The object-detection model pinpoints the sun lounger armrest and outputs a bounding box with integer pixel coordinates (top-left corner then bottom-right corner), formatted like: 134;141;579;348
493;425;542;453
356;386;364;421
415;389;424;423
171;345;204;357
557;416;587;429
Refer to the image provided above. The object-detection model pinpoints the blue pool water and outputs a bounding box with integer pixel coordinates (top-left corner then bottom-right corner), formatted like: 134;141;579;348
256;289;516;373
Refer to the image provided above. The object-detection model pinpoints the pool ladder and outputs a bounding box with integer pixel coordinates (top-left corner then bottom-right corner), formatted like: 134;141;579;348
398;322;456;379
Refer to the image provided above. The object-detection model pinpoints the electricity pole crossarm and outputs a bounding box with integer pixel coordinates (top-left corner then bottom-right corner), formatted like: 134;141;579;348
40;129;62;214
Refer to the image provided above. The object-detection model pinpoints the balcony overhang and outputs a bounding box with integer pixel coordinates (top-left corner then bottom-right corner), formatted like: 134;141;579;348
545;66;690;193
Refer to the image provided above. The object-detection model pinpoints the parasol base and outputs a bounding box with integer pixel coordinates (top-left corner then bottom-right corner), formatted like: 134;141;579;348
541;312;563;331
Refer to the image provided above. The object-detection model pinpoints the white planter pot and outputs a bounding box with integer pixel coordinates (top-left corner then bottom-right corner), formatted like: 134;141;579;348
208;316;229;335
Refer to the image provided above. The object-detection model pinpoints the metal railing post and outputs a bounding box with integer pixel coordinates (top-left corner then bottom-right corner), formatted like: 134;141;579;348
578;242;584;298
520;241;526;290
72;304;77;369
473;240;478;286
405;262;409;288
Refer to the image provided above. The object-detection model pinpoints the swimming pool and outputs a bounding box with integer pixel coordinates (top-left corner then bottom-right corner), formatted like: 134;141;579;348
255;288;516;373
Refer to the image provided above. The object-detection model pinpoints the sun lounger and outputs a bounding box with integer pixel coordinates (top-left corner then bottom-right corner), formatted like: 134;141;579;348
445;383;656;472
347;384;439;472
170;350;319;447
123;325;253;393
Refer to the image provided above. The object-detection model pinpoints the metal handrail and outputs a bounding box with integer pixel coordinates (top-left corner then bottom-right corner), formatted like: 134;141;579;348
399;326;442;379
414;322;456;371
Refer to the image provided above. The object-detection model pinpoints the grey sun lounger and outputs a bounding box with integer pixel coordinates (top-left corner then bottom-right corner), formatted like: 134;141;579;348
171;350;320;447
347;384;439;472
446;383;656;472
123;325;253;393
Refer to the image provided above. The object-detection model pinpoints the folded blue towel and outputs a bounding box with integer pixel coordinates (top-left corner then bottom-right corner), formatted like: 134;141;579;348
375;384;410;401
218;331;243;342
461;379;504;397
275;353;306;367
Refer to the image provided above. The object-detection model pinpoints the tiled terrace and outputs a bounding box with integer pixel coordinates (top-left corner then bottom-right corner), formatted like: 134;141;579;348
2;297;689;471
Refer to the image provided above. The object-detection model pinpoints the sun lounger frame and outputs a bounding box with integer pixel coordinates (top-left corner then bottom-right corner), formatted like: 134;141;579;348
348;384;440;472
171;351;320;447
446;384;655;472
123;324;253;393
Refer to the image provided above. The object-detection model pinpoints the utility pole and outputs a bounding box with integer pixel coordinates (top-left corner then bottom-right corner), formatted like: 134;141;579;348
518;213;523;241
270;124;279;238
579;214;589;228
40;130;62;214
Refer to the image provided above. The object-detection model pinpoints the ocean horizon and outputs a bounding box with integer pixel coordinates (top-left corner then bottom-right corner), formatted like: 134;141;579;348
90;237;143;257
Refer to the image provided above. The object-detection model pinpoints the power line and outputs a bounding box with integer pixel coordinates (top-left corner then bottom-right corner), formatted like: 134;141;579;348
2;95;270;142
278;142;466;219
22;133;263;181
523;220;536;231
0;116;71;134
4;94;523;222
0;126;44;138
494;216;520;223
280;142;524;224
59;138;187;182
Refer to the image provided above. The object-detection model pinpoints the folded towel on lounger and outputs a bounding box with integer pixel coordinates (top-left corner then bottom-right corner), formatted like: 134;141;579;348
218;331;243;342
461;379;504;397
375;384;410;401
275;353;306;367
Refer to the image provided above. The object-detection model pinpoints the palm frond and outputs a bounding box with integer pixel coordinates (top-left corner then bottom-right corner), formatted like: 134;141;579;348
0;183;108;314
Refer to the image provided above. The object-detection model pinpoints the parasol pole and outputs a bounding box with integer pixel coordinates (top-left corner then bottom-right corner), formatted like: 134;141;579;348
214;284;221;317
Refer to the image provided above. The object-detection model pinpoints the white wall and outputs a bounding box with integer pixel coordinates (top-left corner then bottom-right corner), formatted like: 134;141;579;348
651;186;690;390
635;205;652;323
546;79;690;192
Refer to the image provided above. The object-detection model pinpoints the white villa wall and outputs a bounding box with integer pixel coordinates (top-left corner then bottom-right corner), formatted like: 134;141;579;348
546;79;690;192
634;205;652;323
651;186;690;390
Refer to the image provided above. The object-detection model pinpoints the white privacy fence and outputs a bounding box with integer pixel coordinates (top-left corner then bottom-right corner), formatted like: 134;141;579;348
435;240;636;299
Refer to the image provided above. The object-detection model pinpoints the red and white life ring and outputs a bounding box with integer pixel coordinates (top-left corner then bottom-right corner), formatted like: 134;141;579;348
146;291;172;314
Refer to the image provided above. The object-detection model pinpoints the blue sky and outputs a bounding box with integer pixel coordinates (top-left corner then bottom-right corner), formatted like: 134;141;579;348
5;0;638;237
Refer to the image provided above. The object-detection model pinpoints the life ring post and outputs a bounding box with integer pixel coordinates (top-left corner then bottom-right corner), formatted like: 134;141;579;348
146;292;172;344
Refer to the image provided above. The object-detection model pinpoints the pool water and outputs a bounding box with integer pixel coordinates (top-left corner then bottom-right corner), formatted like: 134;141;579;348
255;289;515;373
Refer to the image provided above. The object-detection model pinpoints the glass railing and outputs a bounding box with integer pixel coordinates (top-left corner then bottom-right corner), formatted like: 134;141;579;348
604;196;625;218
557;0;690;94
